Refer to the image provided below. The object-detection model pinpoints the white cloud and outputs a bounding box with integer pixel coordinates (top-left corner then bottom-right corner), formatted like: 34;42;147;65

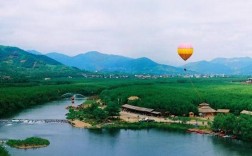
1;0;252;65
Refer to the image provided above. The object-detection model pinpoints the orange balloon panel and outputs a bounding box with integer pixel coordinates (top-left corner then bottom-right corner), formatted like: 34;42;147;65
178;44;193;61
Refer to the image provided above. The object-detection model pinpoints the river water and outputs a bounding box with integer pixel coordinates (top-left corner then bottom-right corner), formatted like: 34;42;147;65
0;99;252;156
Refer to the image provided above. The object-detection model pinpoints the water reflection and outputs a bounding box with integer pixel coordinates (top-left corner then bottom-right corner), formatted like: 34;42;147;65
88;129;120;137
210;136;252;156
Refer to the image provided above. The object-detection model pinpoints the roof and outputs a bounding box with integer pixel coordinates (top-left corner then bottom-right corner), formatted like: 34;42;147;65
198;106;216;113
216;109;230;113
122;104;154;113
199;103;210;107
151;111;161;115
128;96;140;101
240;110;252;116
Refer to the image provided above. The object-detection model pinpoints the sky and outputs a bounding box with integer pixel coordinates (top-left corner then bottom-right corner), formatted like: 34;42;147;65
1;0;252;66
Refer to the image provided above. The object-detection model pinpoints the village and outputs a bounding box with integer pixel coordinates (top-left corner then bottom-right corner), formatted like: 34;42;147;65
67;95;252;138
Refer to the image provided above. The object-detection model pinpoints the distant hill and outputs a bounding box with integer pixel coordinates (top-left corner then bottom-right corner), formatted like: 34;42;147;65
186;57;252;75
27;50;42;55
46;51;184;74
0;45;83;80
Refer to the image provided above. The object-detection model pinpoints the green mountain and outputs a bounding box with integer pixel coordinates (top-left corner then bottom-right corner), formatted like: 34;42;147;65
0;45;83;80
46;51;184;74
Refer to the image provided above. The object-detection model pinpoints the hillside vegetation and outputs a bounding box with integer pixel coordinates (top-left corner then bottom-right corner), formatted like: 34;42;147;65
0;45;83;81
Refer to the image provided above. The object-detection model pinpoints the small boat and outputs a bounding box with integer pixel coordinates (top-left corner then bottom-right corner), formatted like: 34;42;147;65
223;135;231;138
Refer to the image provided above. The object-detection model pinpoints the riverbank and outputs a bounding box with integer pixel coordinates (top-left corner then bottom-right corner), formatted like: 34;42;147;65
68;118;195;132
68;119;242;142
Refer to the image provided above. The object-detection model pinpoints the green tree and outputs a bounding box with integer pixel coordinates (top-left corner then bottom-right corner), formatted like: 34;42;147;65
93;108;108;122
105;102;120;116
212;114;237;134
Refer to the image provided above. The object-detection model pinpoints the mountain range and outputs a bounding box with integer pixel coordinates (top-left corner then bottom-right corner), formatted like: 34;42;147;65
1;44;252;76
46;52;184;74
46;51;252;75
186;57;252;75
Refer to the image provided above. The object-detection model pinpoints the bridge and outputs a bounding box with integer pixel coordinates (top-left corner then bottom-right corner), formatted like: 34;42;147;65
0;119;69;124
61;93;85;99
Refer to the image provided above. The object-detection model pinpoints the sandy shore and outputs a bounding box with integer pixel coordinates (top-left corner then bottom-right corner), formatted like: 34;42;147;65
68;112;209;129
68;119;92;128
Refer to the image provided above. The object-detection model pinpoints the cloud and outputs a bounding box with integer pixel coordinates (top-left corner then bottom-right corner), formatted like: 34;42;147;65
1;0;252;65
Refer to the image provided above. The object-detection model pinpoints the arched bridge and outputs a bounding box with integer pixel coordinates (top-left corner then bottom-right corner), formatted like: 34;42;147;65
61;93;85;99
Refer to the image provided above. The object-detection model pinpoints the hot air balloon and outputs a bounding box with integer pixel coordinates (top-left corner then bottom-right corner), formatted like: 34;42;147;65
177;44;193;61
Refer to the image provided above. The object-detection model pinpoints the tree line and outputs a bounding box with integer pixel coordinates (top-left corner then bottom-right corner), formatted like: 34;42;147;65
212;114;252;141
100;78;252;116
0;82;104;118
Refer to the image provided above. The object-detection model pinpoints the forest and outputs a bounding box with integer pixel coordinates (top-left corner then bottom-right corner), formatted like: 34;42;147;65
1;77;252;118
0;80;105;117
99;77;252;115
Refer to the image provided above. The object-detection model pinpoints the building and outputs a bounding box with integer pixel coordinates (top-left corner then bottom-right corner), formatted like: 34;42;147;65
240;110;252;116
127;96;140;101
122;104;161;116
216;109;230;114
198;103;216;117
246;78;252;84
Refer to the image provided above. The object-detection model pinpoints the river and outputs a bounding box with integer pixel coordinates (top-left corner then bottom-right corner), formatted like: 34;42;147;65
0;99;252;156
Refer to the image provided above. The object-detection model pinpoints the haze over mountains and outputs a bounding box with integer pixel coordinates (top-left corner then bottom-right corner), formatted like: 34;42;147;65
186;57;252;75
1;44;252;76
46;51;252;75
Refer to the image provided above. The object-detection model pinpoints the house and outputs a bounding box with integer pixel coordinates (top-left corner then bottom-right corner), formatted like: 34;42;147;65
122;104;161;116
246;78;252;84
127;96;140;101
216;109;230;114
198;103;216;117
240;110;252;116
